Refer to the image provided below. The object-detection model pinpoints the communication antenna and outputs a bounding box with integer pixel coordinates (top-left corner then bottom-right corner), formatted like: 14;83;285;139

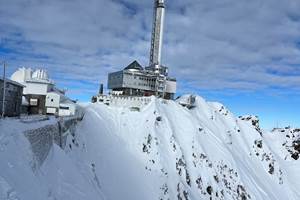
149;0;165;68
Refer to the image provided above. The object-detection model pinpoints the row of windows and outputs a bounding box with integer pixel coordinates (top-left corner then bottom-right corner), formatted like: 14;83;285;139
133;76;156;82
110;72;157;82
137;83;156;88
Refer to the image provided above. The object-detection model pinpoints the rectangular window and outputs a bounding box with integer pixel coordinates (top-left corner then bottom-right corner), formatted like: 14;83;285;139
30;99;38;106
59;106;69;110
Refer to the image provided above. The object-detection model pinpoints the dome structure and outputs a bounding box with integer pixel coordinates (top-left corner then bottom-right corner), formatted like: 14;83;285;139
11;67;33;83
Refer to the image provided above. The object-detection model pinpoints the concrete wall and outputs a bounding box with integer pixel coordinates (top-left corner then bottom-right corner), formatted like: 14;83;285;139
165;79;176;94
23;82;52;95
108;71;124;89
45;92;60;108
96;95;152;108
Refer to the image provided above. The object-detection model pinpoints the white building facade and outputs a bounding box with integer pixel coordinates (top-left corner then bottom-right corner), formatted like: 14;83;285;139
11;68;76;116
45;92;76;116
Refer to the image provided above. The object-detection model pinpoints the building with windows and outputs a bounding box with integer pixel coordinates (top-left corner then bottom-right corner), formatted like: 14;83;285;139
108;60;176;99
106;0;177;100
11;67;76;116
45;92;76;116
11;68;56;114
0;78;24;117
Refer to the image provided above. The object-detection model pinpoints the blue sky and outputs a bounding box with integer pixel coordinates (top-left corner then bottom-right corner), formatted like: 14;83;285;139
0;0;299;129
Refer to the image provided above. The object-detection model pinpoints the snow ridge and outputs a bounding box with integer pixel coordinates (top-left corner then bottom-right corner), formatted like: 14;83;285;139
0;95;299;200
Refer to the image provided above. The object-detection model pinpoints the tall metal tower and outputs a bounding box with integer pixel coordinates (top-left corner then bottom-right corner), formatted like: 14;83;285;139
149;0;165;68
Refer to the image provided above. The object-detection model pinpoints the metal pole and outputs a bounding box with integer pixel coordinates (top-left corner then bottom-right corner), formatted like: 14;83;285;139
1;61;6;118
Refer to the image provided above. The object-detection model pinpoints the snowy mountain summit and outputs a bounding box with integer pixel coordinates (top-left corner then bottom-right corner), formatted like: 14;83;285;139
1;95;299;200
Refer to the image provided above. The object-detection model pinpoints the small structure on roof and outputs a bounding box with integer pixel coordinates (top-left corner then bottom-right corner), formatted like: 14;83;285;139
176;95;196;109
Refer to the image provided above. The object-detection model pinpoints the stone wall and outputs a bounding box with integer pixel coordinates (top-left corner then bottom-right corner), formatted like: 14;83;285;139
24;116;82;169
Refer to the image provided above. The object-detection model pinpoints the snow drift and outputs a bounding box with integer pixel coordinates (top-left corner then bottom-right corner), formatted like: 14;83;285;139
0;95;299;200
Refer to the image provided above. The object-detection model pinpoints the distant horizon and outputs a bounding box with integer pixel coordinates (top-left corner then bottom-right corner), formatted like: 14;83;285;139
2;65;299;130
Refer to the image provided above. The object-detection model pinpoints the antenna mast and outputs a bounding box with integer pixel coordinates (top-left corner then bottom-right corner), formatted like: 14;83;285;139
149;0;165;68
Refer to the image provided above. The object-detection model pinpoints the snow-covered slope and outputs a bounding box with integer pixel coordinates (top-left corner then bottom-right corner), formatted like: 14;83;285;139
0;95;299;200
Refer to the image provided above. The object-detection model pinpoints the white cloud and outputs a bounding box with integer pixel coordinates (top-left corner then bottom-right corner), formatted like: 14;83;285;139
0;0;300;95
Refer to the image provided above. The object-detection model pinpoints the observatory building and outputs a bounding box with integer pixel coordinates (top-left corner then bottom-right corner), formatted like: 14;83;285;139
11;68;76;116
107;0;176;99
